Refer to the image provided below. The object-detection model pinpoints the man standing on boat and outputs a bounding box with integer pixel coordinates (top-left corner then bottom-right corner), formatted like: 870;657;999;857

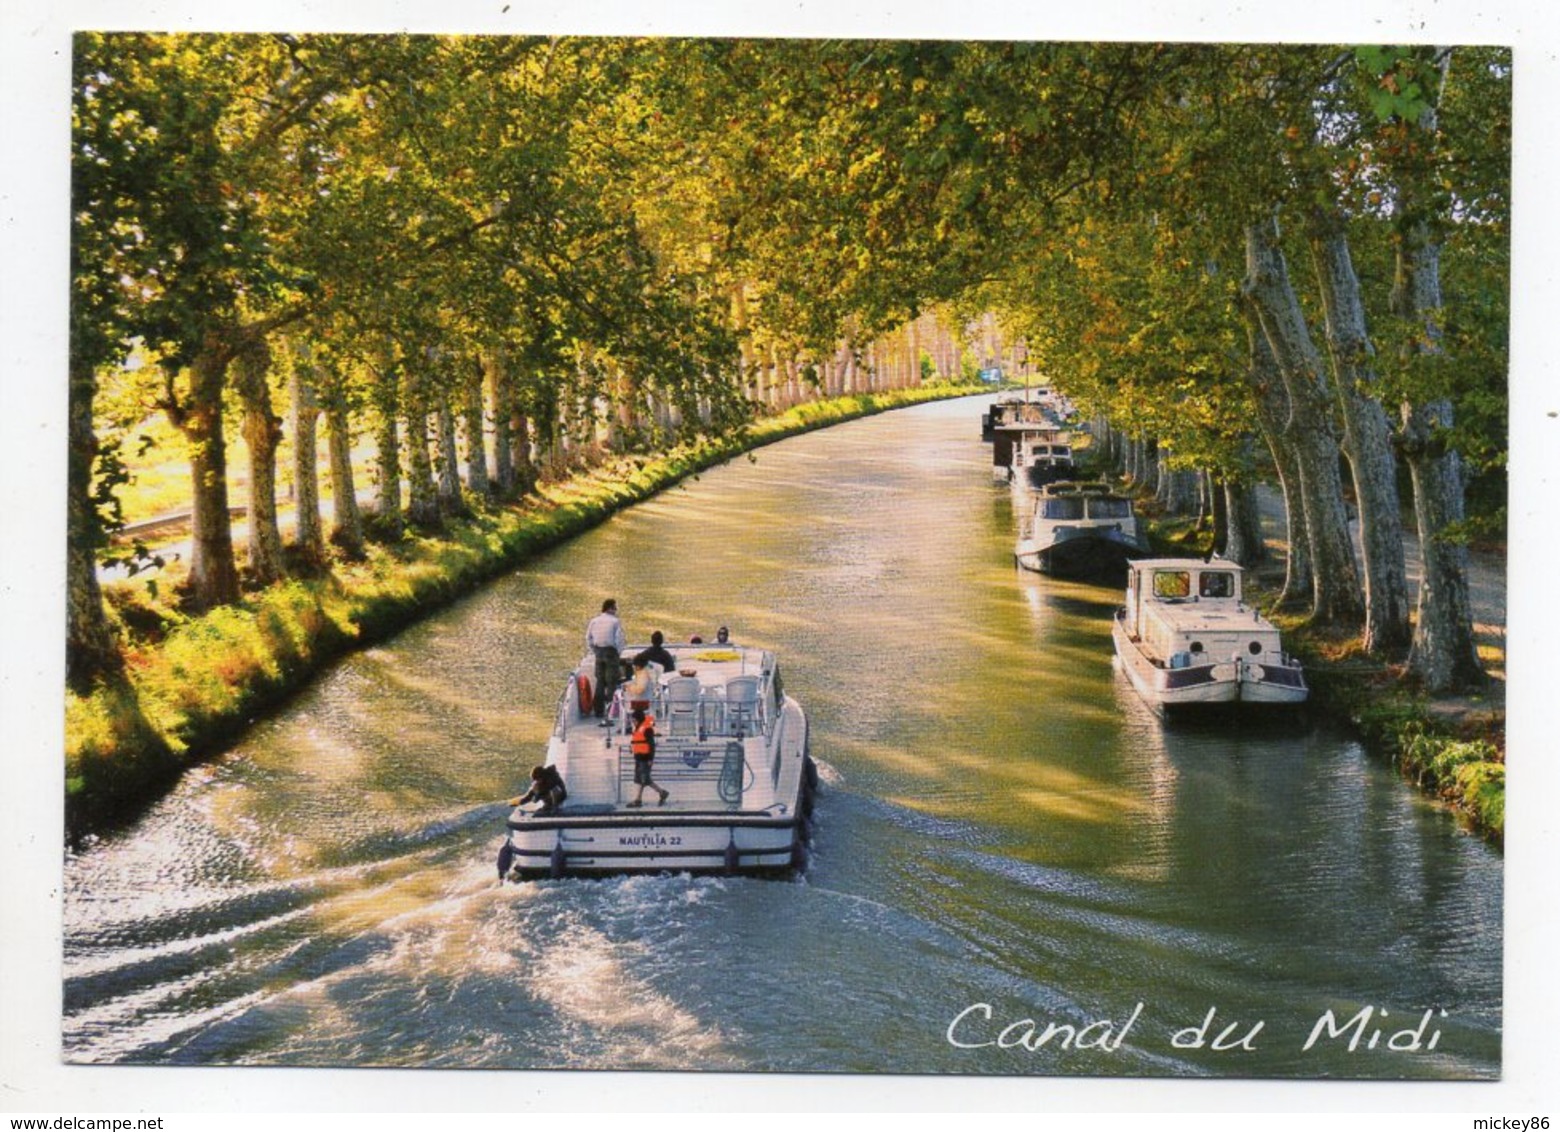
586;598;627;723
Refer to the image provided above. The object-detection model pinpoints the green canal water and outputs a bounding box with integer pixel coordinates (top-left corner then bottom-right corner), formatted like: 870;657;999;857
61;397;1502;1076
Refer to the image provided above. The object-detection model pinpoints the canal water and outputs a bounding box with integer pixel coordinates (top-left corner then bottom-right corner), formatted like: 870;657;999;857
61;397;1502;1077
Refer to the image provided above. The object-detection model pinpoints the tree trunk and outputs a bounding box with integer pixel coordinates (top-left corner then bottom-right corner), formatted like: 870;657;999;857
289;346;325;568
1394;223;1485;690
1389;52;1486;692
1163;466;1198;516
488;353;515;495
236;342;286;587
1124;437;1142;484
1223;479;1268;568
1243;214;1363;628
436;388;466;517
462;357;490;497
1210;475;1229;554
512;412;535;492
1307;206;1412;653
66;357;121;690
405;367;440;528
176;344;241;609
372;360;403;538
325;398;364;558
1241;303;1312;609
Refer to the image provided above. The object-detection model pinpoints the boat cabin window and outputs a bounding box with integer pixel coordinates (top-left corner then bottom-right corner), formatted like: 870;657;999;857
1042;497;1085;520
1152;570;1191;599
1199;571;1236;599
1086;497;1132;519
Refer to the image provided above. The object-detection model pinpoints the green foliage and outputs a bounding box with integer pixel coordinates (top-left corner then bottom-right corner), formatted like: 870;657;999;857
1352;46;1441;123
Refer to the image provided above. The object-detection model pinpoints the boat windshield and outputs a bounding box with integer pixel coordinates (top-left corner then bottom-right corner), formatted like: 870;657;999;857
1086;497;1132;519
1042;497;1085;520
1152;570;1191;598
1199;571;1236;598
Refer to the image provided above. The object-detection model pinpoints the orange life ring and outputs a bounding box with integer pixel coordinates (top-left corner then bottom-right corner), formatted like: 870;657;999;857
577;673;592;714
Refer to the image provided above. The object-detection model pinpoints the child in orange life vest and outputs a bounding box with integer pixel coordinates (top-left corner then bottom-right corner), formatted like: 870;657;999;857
626;708;669;808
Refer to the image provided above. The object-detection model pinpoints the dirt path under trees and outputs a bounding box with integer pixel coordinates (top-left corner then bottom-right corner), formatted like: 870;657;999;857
1255;486;1506;702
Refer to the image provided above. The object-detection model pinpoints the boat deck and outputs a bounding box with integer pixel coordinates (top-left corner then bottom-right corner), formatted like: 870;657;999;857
500;642;813;877
521;643;805;817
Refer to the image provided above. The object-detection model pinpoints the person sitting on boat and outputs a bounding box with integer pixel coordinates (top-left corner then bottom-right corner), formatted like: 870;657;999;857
509;764;568;816
626;708;669;808
715;626;732;646
625;655;657;712
585;598;627;723
638;630;675;674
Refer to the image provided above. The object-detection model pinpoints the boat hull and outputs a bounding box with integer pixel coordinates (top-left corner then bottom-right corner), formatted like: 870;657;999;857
1018;528;1150;582
1111;610;1307;715
502;806;807;878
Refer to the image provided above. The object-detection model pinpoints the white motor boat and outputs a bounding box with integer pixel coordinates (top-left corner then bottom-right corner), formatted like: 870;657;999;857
1111;557;1308;715
498;642;815;879
1007;429;1076;494
1016;481;1150;581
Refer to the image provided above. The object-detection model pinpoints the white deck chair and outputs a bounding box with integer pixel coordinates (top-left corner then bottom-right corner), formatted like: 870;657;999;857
724;675;761;737
664;675;702;737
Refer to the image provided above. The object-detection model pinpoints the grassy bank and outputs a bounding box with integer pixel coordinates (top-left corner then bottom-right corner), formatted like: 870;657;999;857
66;384;984;837
1142;510;1505;846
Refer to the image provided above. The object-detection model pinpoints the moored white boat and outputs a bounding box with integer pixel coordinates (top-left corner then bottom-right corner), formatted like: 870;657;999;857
1111;557;1308;715
1016;481;1150;581
1006;428;1076;494
498;642;815;879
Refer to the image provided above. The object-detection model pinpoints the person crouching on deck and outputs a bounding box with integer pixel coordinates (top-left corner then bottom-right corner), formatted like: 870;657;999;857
626;708;669;808
509;765;568;815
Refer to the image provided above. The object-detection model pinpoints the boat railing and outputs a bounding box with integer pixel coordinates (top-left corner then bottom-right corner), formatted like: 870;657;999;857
598;677;771;742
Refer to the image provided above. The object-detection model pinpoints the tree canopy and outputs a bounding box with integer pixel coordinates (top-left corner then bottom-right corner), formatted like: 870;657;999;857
69;35;1510;691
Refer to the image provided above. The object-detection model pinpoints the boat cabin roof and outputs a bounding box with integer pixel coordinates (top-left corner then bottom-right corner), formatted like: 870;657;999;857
1042;480;1119;497
996;421;1064;434
1131;557;1246;574
1127;558;1246;601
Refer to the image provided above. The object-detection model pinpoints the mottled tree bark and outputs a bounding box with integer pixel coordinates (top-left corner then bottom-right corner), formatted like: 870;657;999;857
66;358;121;689
371;359;403;539
289;345;325;568
511;411;535;493
173;343;241;608
1223;479;1268;569
325;396;364;557
405;367;440;528
487;353;515;495
1241;304;1312;609
1390;54;1486;692
1162;464;1198;516
1308;206;1412;653
461;357;490;497
1394;221;1485;690
235;342;286;586
435;387;466;517
1210;475;1229;554
1243;214;1363;628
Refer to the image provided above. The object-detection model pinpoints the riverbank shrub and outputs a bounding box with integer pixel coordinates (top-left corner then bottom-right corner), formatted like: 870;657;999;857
66;385;982;835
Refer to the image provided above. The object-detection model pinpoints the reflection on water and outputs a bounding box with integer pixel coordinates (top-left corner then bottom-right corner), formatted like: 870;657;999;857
62;397;1502;1077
